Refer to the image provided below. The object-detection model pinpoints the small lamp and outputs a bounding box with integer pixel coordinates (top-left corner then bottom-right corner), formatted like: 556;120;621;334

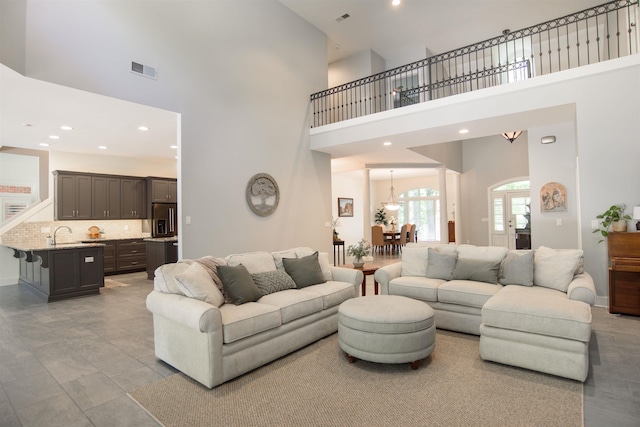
501;131;522;143
634;206;640;231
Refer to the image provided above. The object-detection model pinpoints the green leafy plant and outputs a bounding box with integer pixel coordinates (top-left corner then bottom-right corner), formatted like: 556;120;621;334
374;208;388;226
347;239;371;259
593;204;631;242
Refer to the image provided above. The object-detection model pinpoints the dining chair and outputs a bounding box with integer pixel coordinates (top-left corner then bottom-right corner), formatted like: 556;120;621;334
371;225;388;254
394;224;408;253
408;223;416;243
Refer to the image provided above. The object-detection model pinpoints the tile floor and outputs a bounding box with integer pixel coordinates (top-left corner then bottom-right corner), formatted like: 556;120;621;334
0;265;639;426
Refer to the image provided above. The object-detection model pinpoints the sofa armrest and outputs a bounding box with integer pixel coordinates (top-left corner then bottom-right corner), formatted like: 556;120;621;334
567;272;596;306
146;291;223;333
331;266;364;294
374;262;403;294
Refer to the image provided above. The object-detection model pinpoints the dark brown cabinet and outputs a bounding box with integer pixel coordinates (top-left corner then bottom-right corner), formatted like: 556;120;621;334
54;172;92;220
102;241;117;273
13;245;104;302
145;239;178;279
92;176;121;219
149;178;178;203
608;232;640;316
121;178;147;219
115;239;147;272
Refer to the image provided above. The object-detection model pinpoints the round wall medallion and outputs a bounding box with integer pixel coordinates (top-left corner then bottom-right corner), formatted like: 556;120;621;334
246;173;280;217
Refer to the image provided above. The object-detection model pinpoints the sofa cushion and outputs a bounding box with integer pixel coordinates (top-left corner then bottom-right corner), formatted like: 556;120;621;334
401;243;455;277
300;281;355;309
426;247;457;280
182;256;230;303
388;276;444;302
456;244;509;263
534;246;583;292
217;264;263;305
219;302;282;344
258;289;324;323
452;258;500;284
271;249;300;270
438;280;502;308
174;262;225;307
499;250;534;286
225;251;277;274
283;252;326;288
154;262;189;294
251;270;296;296
482;285;592;342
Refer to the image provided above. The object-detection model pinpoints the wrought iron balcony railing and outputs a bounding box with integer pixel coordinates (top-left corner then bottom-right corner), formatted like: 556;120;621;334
310;0;639;127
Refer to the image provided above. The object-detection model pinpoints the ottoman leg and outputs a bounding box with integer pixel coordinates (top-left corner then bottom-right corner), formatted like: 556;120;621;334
409;359;423;370
344;352;357;363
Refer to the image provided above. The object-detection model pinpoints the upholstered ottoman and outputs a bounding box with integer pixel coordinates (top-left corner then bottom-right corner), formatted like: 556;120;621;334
338;295;436;369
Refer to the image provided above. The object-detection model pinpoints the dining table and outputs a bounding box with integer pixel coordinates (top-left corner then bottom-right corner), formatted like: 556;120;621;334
383;231;401;253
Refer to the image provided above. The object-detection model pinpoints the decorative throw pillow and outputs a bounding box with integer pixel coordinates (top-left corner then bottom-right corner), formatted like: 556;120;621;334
154;262;190;294
499;250;534;286
283;251;326;288
425;247;457;280
252;270;296;296
217;264;263;305
533;247;584;292
452;258;501;284
182;256;231;303
174;262;225;307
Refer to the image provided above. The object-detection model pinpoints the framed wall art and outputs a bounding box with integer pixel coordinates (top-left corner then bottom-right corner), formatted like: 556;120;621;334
540;182;567;212
338;197;354;217
246;173;279;217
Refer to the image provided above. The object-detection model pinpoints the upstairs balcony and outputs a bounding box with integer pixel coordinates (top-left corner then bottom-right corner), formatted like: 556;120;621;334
310;0;638;128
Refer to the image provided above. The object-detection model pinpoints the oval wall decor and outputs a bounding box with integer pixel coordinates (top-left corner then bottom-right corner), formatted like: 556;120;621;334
246;173;280;217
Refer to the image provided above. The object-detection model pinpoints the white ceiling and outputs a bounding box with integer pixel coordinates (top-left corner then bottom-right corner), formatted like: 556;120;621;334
1;1;606;178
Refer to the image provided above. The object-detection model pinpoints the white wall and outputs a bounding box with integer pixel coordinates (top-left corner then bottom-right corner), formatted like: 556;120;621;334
13;1;329;261
331;170;365;249
329;50;385;87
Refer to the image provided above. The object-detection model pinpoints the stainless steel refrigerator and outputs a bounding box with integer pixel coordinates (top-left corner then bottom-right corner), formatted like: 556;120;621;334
152;203;178;237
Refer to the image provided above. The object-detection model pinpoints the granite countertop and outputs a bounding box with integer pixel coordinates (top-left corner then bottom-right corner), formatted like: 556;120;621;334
2;242;107;252
143;237;179;242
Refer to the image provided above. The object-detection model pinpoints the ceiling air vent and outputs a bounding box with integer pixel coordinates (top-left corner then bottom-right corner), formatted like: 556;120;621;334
131;61;157;80
336;13;350;22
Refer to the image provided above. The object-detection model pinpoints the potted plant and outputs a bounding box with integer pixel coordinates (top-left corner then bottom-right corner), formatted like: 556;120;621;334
375;208;388;226
593;204;632;242
347;239;371;268
332;218;341;241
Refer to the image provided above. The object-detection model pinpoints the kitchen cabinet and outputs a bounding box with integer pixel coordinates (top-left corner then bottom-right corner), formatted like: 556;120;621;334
92;176;121;219
8;244;104;302
121;178;147;219
145;238;178;279
149;178;178;203
115;238;147;272
102;241;117;273
608;232;640;316
54;171;92;220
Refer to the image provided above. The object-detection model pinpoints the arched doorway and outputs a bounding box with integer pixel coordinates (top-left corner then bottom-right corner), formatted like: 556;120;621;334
489;179;530;249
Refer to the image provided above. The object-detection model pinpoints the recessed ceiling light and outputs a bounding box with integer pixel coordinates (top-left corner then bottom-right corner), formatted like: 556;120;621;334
22;123;33;127
39;143;49;147
392;0;401;6
458;129;469;134
383;141;392;146
138;126;149;131
49;135;60;139
170;145;178;149
98;146;107;150
60;125;73;130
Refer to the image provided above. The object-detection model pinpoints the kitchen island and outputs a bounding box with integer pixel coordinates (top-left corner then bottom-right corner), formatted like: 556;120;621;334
3;242;105;302
144;237;178;279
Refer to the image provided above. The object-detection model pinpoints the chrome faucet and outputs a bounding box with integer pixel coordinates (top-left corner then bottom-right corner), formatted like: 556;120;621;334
52;226;72;245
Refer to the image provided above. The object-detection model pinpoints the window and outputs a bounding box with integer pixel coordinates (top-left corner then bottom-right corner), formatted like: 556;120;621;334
398;188;440;241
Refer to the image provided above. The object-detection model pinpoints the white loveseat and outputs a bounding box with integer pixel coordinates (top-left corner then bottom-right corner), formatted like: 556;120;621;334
374;243;596;381
146;247;362;388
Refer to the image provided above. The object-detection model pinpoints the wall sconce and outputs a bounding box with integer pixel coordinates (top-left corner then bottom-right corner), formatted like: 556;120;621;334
501;131;522;143
541;136;556;144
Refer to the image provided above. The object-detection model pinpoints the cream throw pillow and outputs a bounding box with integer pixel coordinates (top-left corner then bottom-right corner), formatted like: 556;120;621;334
533;246;584;292
175;262;225;307
154;262;189;294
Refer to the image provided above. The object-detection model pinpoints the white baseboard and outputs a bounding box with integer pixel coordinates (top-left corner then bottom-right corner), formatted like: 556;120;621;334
0;277;18;286
594;296;609;309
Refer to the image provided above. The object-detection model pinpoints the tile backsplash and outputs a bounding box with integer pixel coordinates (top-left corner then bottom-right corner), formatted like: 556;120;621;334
0;220;150;247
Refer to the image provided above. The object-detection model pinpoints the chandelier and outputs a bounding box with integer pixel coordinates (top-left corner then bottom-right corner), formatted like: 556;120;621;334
381;170;402;211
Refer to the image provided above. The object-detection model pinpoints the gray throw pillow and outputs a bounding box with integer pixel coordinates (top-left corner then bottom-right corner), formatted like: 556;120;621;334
282;251;326;288
425;247;457;280
499;250;534;286
452;258;501;284
252;270;296;296
217;264;263;305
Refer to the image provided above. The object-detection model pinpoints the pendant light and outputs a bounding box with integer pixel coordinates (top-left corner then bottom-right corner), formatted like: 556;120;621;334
381;170;402;211
501;131;522;143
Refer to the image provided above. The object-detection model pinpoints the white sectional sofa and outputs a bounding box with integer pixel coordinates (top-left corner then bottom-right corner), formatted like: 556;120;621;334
374;243;596;381
146;247;362;388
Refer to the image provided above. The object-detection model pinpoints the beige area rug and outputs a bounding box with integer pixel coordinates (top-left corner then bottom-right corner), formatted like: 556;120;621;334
103;278;130;289
129;331;582;427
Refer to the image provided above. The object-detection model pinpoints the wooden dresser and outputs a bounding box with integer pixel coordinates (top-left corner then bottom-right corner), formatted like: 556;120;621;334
608;232;640;316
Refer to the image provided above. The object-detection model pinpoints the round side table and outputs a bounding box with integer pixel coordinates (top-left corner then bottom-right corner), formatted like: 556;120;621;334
352;263;379;296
